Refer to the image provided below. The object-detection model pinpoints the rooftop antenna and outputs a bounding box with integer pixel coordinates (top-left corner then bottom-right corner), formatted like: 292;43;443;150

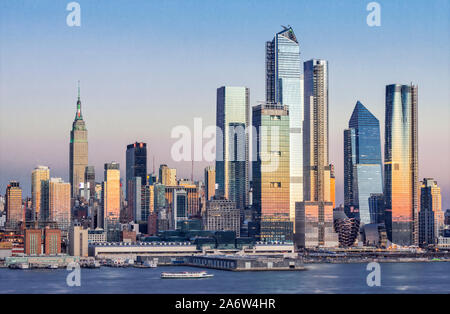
77;80;80;100
191;160;194;182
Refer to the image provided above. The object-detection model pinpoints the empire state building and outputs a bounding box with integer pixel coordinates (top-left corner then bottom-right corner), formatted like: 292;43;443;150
69;82;88;199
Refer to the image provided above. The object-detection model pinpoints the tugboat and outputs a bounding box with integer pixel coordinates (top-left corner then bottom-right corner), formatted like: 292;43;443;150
160;271;214;279
47;264;59;269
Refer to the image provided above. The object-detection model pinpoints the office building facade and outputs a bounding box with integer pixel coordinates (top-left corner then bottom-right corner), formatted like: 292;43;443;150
216;86;249;212
252;104;291;241
384;84;419;246
266;26;303;223
344;101;383;225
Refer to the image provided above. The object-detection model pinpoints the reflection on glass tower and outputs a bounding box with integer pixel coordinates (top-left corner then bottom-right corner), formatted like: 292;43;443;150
266;26;303;223
344;101;383;225
295;59;338;248
252;104;292;242
384;84;419;246
215;86;249;213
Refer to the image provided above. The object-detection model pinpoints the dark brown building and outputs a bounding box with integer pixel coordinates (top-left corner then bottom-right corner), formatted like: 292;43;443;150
44;228;61;255
24;229;42;255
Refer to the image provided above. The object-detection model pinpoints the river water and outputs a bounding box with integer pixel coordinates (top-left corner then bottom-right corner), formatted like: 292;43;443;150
0;262;449;294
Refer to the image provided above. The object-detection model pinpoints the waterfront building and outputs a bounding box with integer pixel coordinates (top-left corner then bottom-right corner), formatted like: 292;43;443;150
159;164;177;186
31;166;50;221
204;166;216;201
204;197;240;237
44;228;61;255
215;86;250;212
344;101;383;225
419;178;443;246
5;181;23;229
69;225;88;257
295;59;338;248
87;228;107;244
252;103;291;241
69;82;88;199
24;229;41;255
384;84;419;246
266;26;303;223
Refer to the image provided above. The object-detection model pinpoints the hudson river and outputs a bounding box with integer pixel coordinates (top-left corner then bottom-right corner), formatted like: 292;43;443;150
1;262;449;293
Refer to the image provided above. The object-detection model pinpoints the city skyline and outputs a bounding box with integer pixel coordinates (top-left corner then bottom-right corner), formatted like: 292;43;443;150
0;0;449;210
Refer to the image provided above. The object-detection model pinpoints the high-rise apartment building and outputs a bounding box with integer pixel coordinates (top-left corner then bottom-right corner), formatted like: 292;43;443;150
49;178;71;232
69;83;88;199
252;104;291;241
216;86;249;213
204;166;216;201
295;59;338;248
159;164;177;186
419;178;443;246
5;181;23;229
384;84;419;246
31;166;50;221
102;162;121;226
344;101;383;225
266;26;303;223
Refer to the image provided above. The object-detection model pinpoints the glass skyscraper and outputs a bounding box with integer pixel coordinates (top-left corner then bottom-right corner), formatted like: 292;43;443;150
126;142;147;193
295;59;338;248
215;86;249;212
384;84;419;246
344;101;383;225
266;26;303;222
252;104;291;241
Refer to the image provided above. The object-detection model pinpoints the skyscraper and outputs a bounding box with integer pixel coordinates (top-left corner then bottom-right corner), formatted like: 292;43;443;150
84;166;95;200
344;101;383;225
126;142;147;195
266;26;303;222
49;178;71;232
102;162;121;226
215;86;249;212
384;84;419;246
204;166;216;201
252;104;291;241
159;164;177;186
419;178;443;245
419;178;437;247
295;59;338;248
69;82;88;199
5;181;23;229
31;165;50;221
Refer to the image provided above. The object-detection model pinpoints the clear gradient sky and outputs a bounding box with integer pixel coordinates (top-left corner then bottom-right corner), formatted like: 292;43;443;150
0;0;449;208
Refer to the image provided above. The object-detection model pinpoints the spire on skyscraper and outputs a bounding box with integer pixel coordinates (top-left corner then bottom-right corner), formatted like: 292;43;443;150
75;80;83;120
